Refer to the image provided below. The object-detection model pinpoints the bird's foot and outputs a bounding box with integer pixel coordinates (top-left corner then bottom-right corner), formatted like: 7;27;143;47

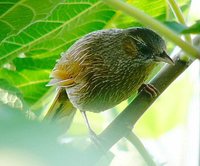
138;84;159;98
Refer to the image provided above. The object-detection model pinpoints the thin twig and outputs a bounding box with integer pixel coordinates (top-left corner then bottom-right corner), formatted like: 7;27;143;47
126;132;157;166
167;0;192;53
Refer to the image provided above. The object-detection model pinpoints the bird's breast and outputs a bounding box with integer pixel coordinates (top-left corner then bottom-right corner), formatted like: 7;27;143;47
67;58;156;112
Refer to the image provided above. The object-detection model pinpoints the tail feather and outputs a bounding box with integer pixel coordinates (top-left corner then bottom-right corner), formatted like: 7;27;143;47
44;88;76;131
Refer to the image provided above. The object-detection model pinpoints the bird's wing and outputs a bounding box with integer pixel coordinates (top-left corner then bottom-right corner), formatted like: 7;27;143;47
47;56;81;88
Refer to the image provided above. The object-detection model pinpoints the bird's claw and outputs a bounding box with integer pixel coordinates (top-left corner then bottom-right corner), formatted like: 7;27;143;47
138;84;159;98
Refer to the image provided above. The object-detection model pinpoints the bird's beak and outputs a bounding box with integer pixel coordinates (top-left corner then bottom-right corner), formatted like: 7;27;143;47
154;51;175;65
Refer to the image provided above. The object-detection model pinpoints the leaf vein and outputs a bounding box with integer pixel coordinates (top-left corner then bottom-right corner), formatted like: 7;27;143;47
0;0;23;19
0;1;102;63
17;79;49;88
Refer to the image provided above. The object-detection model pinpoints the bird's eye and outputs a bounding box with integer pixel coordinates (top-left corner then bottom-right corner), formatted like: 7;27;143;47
139;44;150;54
160;51;165;56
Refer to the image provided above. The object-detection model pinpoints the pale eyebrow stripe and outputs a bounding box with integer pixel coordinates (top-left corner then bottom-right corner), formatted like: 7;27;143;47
129;35;147;46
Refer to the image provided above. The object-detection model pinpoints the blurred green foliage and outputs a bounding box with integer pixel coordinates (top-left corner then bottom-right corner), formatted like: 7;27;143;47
182;20;200;34
0;104;114;166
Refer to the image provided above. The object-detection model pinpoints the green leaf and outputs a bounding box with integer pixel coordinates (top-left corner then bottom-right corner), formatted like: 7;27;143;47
163;21;187;33
0;78;25;110
105;0;168;28
0;69;50;105
13;56;57;71
0;0;64;43
182;20;200;34
0;0;115;66
163;20;200;35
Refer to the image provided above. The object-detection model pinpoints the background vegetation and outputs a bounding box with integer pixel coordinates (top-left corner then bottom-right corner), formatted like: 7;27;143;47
0;0;199;165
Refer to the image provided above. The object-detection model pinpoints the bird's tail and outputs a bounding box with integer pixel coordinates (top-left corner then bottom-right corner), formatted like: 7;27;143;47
43;88;76;131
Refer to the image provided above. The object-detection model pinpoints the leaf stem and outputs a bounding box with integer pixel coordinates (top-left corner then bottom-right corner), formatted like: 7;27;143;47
103;0;200;59
167;0;191;61
167;0;192;43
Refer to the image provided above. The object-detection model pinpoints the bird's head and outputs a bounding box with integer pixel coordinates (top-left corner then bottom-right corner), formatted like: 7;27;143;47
125;27;174;65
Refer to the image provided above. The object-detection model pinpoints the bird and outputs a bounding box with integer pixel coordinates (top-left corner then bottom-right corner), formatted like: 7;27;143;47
44;27;174;135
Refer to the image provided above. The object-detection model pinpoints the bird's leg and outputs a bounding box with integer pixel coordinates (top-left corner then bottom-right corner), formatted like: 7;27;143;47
82;111;114;159
81;111;101;146
82;111;96;136
138;83;159;98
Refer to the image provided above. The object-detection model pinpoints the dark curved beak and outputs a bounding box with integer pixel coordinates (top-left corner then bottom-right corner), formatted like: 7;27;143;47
154;51;175;65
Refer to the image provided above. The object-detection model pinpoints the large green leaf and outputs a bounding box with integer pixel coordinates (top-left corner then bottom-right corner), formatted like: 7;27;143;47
0;0;63;43
13;56;57;71
0;0;115;66
0;68;50;105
